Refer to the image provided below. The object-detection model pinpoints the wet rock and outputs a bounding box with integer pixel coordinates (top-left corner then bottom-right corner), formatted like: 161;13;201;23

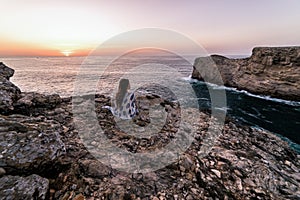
0;174;49;200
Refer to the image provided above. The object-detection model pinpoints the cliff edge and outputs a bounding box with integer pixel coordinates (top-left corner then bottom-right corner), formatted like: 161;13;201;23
191;46;300;101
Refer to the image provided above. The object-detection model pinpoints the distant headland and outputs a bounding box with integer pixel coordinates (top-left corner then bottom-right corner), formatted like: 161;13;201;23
192;46;300;101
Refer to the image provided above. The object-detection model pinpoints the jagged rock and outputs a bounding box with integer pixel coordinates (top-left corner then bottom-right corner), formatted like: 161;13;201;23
0;76;21;114
192;46;300;101
0;62;299;199
13;92;61;115
0;174;49;200
0;114;66;175
51;95;299;200
250;47;300;66
79;159;111;178
0;62;14;80
0;62;62;115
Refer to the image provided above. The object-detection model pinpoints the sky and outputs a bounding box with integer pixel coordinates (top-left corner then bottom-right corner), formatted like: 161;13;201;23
0;0;299;56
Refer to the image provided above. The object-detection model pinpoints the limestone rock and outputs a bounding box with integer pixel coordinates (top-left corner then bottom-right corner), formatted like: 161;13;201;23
192;46;300;101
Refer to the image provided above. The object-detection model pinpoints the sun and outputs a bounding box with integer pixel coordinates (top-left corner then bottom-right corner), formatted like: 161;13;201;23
61;50;73;57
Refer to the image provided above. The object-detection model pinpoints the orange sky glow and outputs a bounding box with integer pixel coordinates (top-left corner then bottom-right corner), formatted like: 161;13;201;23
1;0;299;57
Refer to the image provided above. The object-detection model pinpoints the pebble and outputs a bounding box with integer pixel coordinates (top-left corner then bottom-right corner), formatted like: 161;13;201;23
71;184;77;190
132;173;143;181
73;193;85;200
91;141;97;146
284;160;291;167
0;167;6;177
63;126;69;133
234;169;243;177
236;177;243;191
186;195;193;200
191;188;198;194
211;169;222;179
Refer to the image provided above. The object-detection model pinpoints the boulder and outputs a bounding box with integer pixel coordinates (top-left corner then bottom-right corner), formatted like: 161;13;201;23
0;114;66;175
13;92;61;115
0;174;49;200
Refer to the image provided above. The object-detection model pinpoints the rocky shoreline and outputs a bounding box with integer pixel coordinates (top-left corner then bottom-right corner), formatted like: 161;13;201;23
192;46;300;101
0;62;300;199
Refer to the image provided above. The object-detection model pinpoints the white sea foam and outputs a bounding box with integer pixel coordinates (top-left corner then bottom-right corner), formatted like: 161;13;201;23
183;77;300;107
181;76;198;83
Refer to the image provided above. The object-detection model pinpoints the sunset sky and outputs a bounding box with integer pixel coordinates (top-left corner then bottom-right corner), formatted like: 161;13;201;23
0;0;299;56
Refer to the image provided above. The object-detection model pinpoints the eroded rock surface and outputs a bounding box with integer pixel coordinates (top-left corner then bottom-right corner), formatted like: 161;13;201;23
0;174;49;200
0;62;21;114
0;114;66;175
192;46;300;101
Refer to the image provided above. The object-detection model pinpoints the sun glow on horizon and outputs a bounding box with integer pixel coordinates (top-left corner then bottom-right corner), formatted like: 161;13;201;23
0;1;124;56
61;50;73;57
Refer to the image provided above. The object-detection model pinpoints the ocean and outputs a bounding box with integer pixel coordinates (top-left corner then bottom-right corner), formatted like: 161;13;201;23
1;55;300;152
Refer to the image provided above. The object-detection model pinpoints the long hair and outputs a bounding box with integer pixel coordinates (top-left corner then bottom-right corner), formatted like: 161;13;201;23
116;79;130;108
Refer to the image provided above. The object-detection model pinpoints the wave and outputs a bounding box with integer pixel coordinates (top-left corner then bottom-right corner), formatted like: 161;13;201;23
183;76;300;107
181;76;199;83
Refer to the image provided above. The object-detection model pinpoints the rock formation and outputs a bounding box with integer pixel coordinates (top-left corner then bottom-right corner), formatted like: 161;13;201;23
192;46;300;101
0;175;49;200
0;62;299;199
0;62;21;113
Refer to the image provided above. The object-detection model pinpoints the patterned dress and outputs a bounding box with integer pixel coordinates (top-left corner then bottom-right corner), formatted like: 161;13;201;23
104;92;138;119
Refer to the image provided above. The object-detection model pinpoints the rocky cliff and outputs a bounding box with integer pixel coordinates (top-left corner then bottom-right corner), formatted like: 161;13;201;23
0;62;299;199
192;46;300;101
0;62;21;113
